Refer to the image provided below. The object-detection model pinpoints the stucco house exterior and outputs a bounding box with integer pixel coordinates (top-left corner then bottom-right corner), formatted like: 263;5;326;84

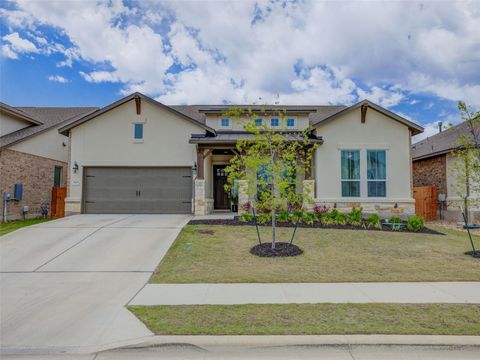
58;92;423;218
412;121;480;222
0;102;96;221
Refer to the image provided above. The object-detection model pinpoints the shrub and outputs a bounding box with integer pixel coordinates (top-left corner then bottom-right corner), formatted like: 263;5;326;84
240;202;251;213
292;209;304;221
365;214;382;229
257;213;272;224
313;204;329;218
320;211;334;225
347;207;363;225
276;210;291;223
407;215;424;232
333;210;348;225
240;213;254;222
302;212;316;224
389;216;403;224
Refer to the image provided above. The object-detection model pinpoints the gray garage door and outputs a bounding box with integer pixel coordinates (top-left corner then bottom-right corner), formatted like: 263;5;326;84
83;167;192;214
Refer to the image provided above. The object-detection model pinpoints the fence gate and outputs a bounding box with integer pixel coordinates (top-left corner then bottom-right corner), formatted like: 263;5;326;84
413;186;437;221
51;187;67;218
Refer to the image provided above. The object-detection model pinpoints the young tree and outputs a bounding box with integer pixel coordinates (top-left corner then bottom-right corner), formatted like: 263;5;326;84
449;101;480;223
224;107;318;249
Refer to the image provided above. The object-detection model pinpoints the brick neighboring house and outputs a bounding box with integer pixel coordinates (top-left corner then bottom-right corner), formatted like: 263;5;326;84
0;103;96;221
412;121;480;222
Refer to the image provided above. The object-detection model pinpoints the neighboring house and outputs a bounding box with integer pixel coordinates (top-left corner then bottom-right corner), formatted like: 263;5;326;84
58;92;423;217
412;121;480;222
0;102;97;221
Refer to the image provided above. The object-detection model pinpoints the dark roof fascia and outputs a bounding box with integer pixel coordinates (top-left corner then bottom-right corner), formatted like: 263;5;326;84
58;92;217;135
198;108;318;114
312;100;424;135
1;108;98;150
412;143;480;161
189;134;324;145
0;102;43;125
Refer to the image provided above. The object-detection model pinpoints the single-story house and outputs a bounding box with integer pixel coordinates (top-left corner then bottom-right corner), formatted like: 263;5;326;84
412;121;480;222
0;102;96;221
58;92;423;217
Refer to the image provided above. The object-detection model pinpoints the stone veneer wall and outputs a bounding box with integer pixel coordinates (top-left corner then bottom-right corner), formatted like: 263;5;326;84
412;154;447;195
0;149;67;221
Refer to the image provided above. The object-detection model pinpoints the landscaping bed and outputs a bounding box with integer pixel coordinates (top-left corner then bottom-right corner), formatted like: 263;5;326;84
188;217;443;235
150;225;480;283
129;303;480;335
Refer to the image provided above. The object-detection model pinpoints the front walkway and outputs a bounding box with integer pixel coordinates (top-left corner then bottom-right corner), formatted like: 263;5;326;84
129;282;480;305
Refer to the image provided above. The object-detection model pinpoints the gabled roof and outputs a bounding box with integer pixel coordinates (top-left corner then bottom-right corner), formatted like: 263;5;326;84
0;101;43;125
58;93;217;135
312;99;424;136
1;106;97;149
412;121;480;160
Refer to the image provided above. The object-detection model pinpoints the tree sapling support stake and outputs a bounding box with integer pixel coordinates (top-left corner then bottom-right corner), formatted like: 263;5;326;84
252;206;262;245
290;212;301;245
461;206;477;255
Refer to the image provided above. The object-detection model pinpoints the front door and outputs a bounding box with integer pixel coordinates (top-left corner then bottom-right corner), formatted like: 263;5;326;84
214;165;230;210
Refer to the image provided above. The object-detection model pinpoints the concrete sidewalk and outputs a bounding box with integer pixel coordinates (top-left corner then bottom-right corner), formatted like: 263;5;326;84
129;282;480;305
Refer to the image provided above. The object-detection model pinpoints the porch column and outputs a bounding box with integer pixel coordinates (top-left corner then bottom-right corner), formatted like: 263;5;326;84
302;179;315;210
196;149;204;179
238;180;250;215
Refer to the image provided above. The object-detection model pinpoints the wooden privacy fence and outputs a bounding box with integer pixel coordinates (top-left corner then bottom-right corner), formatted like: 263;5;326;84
51;187;67;218
413;186;437;221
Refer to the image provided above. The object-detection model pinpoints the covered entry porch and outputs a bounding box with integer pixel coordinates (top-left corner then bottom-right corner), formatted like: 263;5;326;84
192;140;237;215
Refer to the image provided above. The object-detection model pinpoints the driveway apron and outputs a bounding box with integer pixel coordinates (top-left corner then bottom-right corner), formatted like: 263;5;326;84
0;214;190;354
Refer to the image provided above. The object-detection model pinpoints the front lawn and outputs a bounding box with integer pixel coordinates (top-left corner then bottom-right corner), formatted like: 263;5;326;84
150;225;480;283
129;303;480;335
0;218;52;237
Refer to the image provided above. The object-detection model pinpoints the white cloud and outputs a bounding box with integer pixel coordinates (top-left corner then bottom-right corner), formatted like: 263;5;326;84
48;75;69;83
1;0;479;107
2;32;38;57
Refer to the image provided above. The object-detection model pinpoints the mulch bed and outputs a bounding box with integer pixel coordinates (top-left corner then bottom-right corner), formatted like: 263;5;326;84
464;251;480;259
188;218;444;235
250;242;303;257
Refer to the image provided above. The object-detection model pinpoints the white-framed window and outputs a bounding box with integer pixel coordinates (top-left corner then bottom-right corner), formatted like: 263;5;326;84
286;117;296;128
270;118;280;127
367;150;386;197
341;150;360;197
255;118;263;126
133;123;143;140
220;118;230;127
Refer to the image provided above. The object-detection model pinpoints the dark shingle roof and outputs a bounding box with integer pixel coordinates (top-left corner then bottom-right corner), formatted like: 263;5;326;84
412;121;480;160
1;106;98;149
170;105;347;125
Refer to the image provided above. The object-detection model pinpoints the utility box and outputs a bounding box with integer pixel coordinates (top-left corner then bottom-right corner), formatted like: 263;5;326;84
14;184;23;201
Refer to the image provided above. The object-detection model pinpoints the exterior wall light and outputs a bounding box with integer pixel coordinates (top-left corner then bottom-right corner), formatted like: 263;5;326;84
72;161;79;174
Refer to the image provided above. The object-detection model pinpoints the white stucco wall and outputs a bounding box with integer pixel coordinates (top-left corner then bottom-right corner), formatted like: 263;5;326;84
314;108;413;207
67;99;201;204
0;112;32;136
10;126;69;162
205;114;310;131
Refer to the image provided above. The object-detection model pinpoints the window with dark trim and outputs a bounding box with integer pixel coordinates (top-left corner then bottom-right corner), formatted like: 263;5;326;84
134;123;143;139
341;150;360;197
54;166;62;187
367;150;386;197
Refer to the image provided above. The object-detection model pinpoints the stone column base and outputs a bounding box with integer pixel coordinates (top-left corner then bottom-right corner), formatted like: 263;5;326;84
302;179;315;210
65;198;81;216
194;179;208;215
238;180;250;215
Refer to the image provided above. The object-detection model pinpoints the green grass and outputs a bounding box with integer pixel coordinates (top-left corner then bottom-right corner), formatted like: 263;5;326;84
150;225;480;283
0;218;53;237
129;303;480;335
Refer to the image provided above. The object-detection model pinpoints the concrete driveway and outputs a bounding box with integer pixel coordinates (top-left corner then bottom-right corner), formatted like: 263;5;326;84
0;214;190;355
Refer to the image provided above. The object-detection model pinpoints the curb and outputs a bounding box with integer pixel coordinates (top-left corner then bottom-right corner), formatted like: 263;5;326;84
120;335;480;350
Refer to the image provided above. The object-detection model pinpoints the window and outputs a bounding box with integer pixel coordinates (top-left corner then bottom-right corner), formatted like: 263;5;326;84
255;118;263;126
134;123;143;139
53;166;62;187
341;150;360;197
221;118;230;127
286;118;295;128
367;150;386;197
270;118;279;127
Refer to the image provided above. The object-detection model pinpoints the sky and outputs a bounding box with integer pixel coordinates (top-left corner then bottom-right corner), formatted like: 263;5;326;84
1;0;479;141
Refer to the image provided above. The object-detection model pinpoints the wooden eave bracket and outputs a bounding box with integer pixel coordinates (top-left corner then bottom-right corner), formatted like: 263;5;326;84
361;103;368;123
135;95;141;115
